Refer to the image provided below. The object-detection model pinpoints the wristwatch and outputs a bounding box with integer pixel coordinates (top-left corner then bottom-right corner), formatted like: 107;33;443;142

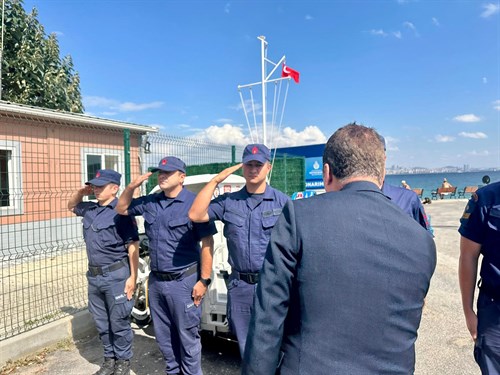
200;277;212;287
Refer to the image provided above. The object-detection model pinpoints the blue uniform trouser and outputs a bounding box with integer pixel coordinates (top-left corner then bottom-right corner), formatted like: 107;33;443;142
227;278;257;357
149;271;202;375
475;291;500;374
87;265;134;360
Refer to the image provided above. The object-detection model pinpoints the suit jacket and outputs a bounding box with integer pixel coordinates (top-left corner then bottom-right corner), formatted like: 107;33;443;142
242;181;436;375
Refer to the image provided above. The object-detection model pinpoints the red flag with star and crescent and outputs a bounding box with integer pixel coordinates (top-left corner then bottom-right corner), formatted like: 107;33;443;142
282;64;300;83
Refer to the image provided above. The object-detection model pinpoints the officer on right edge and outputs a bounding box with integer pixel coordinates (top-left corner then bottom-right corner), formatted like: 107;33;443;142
459;180;500;374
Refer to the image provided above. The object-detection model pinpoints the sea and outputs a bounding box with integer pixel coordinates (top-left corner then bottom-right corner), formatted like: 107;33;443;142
384;171;500;199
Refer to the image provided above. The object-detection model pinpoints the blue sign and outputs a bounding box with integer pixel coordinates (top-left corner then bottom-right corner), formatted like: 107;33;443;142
305;157;323;190
305;180;324;189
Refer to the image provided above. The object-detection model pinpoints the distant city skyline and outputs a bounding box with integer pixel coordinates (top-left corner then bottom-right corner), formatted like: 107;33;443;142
24;0;500;169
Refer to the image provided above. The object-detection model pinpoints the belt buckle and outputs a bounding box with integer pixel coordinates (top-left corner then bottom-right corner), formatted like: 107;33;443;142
248;273;258;284
89;266;101;276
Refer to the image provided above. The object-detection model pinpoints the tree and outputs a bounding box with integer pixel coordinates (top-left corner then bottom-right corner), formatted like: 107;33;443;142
0;0;84;112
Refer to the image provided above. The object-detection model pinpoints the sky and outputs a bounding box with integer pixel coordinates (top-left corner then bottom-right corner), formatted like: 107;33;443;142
21;0;500;169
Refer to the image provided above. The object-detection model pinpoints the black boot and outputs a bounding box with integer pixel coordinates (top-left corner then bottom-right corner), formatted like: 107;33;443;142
93;357;115;375
114;359;131;375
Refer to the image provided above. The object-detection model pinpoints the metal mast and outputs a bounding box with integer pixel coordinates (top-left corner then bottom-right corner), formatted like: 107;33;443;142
237;36;289;147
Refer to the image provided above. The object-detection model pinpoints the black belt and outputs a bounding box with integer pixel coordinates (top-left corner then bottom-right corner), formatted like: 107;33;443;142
88;258;128;277
235;271;260;284
153;263;198;282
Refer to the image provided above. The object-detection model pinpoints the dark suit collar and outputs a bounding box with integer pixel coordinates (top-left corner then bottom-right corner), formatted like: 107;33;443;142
341;180;385;196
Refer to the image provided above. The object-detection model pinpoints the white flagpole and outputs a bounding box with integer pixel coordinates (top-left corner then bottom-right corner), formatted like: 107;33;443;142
258;36;267;146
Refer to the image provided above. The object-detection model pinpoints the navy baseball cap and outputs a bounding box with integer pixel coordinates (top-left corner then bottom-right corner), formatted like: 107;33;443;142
242;144;271;164
151;156;186;173
85;169;121;186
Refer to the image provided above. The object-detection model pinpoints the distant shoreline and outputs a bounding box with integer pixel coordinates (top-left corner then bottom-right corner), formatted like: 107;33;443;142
386;169;498;176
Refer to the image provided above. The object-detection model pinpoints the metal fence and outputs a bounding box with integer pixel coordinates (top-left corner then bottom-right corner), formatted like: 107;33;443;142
0;128;242;341
1;128;303;341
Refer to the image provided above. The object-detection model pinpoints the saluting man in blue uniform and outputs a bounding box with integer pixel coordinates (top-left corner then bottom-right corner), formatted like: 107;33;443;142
68;169;139;375
189;144;290;357
116;156;216;375
459;181;500;374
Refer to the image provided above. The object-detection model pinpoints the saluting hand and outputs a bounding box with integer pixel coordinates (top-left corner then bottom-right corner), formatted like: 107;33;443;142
128;172;153;190
192;281;207;307
213;163;243;184
79;185;94;196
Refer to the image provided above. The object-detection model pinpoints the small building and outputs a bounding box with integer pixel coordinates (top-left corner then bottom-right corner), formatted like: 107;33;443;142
0;101;156;256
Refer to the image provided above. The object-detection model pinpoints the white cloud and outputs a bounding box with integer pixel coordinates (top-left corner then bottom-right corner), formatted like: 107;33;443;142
481;3;500;18
83;96;164;112
224;3;230;14
305;14;314;21
234;99;263;115
483;77;488;84
403;21;420;37
432;17;440;26
468;150;490;156
269;126;327;147
493;100;500;111
192;124;248;145
383;136;400;152
435;135;455;142
84;96;116;107
191;124;326;147
393;31;402;39
216;118;233;123
117;101;163;112
370;29;388;37
52;31;64;37
453;113;481;122
459;131;487;139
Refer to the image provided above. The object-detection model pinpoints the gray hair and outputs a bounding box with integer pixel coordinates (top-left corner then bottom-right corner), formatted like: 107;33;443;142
322;123;385;185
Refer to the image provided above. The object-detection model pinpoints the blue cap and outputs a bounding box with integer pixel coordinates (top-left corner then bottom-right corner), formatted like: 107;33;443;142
242;144;270;164
151;156;186;173
85;169;121;186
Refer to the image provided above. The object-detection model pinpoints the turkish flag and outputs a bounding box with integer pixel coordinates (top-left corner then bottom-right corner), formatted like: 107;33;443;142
282;64;300;83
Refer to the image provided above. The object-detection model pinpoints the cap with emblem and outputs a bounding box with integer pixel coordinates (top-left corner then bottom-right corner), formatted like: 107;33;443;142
85;169;121;186
242;144;271;164
151;156;186;173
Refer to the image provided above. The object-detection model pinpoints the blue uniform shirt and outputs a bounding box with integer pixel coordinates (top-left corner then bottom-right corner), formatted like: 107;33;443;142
459;181;500;291
128;187;217;273
208;185;290;273
74;198;138;267
382;183;429;230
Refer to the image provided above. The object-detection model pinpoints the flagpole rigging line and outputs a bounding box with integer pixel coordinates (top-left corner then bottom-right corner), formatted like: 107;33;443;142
238;89;254;144
249;87;259;143
260;36;268;145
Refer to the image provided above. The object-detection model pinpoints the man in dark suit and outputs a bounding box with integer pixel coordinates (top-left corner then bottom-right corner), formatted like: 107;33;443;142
242;123;436;375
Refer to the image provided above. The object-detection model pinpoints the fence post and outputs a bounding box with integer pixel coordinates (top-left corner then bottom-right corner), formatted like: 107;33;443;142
124;129;131;185
231;145;236;164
